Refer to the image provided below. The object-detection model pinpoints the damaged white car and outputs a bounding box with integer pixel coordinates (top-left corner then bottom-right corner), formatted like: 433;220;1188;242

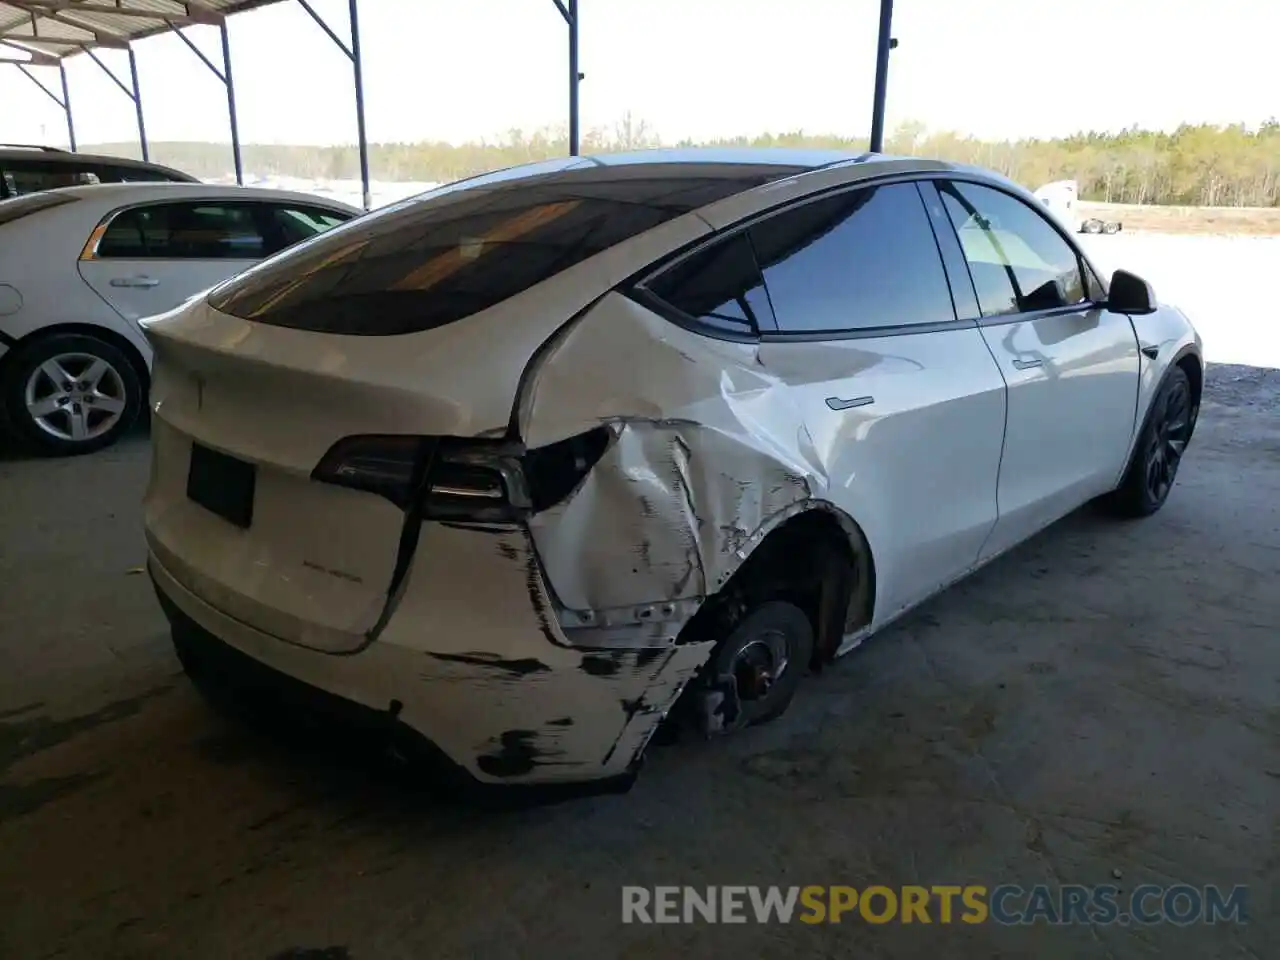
142;149;1202;794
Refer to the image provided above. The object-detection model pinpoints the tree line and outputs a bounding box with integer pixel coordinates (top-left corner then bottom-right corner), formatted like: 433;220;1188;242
86;117;1280;207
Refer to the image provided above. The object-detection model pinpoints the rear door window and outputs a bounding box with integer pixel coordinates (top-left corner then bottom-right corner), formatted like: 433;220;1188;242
96;202;269;260
750;181;957;335
640;232;774;337
208;163;807;335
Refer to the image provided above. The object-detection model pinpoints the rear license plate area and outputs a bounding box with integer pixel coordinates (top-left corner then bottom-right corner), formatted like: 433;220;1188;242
187;442;256;528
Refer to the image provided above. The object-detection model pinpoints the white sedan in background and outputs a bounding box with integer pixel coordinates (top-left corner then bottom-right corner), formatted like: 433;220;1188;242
0;183;359;455
142;150;1203;796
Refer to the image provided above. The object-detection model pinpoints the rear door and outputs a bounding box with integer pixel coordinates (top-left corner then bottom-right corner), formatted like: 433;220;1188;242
749;180;1008;620
931;179;1140;559
77;200;350;321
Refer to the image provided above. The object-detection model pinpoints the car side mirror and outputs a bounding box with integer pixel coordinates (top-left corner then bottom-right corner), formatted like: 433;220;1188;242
1106;269;1157;315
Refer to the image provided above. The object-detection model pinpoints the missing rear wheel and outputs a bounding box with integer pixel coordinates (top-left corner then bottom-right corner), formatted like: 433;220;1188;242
695;600;814;735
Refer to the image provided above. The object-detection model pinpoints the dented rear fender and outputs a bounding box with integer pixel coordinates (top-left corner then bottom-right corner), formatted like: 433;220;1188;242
511;291;880;649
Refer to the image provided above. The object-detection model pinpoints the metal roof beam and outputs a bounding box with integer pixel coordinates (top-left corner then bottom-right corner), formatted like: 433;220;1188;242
14;60;67;107
11;56;77;149
549;0;573;25
295;0;350;59
183;1;225;23
38;12;131;44
82;44;135;99
5;2;218;27
0;39;59;64
168;23;223;82
868;0;895;153
8;12;132;47
79;42;150;159
2;32;126;54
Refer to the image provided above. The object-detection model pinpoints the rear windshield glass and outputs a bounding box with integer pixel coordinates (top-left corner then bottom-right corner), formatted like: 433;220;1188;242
0;190;78;226
208;163;805;335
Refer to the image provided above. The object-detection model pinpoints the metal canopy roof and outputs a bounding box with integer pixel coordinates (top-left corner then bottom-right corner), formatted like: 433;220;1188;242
0;1;274;64
2;1;898;209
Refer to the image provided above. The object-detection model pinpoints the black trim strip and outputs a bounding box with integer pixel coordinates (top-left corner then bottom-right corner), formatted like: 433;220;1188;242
759;316;978;343
0;327;15;347
973;302;1104;329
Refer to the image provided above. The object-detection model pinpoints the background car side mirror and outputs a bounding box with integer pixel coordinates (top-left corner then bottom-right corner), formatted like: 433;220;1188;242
1106;269;1157;315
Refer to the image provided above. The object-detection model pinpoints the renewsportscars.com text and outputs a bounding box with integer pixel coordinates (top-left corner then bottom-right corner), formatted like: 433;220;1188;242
622;884;1249;926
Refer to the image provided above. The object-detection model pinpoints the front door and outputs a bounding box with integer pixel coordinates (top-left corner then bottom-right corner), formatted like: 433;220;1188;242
931;179;1141;560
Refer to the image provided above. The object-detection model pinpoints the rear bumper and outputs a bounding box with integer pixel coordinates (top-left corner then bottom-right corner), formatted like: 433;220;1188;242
149;532;712;788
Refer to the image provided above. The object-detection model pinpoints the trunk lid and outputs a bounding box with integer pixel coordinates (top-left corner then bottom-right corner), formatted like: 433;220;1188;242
142;296;560;653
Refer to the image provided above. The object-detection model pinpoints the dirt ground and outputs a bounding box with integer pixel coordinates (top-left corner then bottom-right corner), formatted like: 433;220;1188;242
1077;201;1280;236
0;364;1276;960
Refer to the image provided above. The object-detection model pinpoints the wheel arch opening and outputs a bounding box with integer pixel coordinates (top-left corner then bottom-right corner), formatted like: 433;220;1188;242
1176;352;1202;419
11;322;150;393
676;505;876;668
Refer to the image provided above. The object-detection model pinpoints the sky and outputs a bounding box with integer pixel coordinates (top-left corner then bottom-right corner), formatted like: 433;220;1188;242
3;0;1278;150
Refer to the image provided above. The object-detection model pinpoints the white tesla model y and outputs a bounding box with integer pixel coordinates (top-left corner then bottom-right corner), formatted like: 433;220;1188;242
142;150;1202;795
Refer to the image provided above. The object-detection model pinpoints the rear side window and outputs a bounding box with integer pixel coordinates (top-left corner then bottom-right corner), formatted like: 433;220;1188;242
97;202;269;260
209;164;805;335
641;233;774;336
750;181;956;334
95;165;180;184
2;160;99;196
0;191;78;226
269;205;351;249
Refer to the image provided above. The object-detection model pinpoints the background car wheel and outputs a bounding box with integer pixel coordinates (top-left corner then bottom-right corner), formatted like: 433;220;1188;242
1102;221;1121;235
1105;366;1193;518
698;601;814;734
1;332;142;456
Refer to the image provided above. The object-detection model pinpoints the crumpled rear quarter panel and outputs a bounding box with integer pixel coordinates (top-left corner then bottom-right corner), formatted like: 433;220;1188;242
521;292;827;631
378;522;716;782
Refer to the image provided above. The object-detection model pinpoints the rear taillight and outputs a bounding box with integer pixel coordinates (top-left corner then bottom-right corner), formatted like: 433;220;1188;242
312;435;433;509
424;443;528;523
311;427;611;520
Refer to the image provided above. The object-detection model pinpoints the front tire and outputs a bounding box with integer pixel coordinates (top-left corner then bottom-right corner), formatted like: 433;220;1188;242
1106;366;1194;518
1;332;142;456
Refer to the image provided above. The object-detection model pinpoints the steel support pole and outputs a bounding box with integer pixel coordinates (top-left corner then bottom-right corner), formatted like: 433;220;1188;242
220;21;243;184
568;0;580;156
868;0;894;153
127;44;149;160
349;0;371;209
59;61;76;151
